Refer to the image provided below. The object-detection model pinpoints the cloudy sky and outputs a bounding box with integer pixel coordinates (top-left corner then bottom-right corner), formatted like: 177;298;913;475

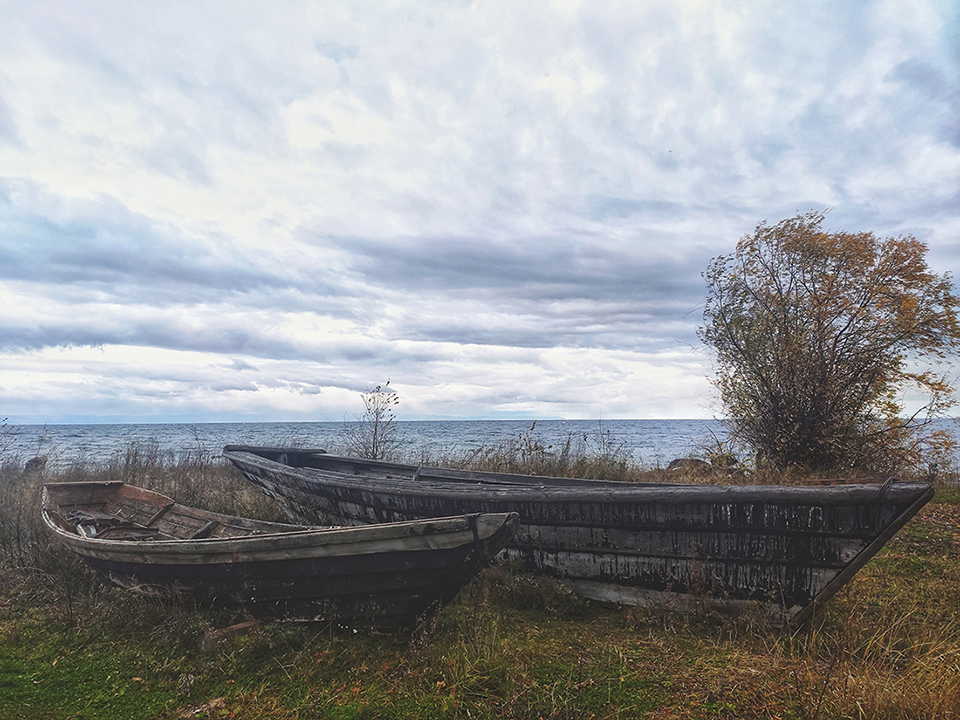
1;1;958;423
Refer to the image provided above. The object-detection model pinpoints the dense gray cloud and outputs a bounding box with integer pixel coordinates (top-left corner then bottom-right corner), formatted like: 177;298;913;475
1;1;957;422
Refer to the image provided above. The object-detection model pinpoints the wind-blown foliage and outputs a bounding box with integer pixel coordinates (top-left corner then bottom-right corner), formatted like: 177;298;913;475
700;211;960;475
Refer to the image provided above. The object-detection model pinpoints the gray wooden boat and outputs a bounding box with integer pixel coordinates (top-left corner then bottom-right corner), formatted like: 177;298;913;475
42;481;519;627
222;445;934;626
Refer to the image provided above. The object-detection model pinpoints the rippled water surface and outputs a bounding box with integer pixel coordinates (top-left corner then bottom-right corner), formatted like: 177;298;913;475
4;419;726;468
4;417;958;470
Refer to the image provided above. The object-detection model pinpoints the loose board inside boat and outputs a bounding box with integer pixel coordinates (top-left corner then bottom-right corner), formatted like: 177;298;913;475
222;445;934;627
42;481;519;627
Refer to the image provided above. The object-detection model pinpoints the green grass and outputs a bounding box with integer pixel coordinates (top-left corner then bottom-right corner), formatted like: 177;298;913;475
2;442;960;719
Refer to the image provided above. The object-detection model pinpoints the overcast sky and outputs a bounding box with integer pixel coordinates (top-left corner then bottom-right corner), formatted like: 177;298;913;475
1;1;958;424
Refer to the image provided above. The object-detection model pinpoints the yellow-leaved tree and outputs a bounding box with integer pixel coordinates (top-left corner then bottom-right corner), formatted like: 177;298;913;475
699;211;960;476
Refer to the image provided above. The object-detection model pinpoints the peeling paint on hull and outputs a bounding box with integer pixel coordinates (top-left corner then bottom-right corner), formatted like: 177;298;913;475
223;446;934;627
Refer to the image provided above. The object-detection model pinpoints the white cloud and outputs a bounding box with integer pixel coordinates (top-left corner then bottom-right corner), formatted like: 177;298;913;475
1;0;957;422
286;91;395;149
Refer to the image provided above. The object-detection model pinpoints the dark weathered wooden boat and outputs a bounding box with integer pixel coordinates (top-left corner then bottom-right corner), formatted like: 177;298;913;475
42;481;519;626
222;445;934;626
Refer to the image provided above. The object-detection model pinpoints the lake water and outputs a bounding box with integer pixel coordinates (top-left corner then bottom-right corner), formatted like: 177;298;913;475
2;419;725;469
3;418;958;470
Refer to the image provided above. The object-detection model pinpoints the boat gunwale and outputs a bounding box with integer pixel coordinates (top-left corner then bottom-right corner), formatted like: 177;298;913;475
42;482;519;559
222;447;934;507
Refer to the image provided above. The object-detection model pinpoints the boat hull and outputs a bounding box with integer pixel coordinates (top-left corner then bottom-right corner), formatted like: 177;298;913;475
42;481;519;626
223;446;934;626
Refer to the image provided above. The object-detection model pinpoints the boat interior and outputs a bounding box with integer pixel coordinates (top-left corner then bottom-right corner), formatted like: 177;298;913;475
43;482;304;541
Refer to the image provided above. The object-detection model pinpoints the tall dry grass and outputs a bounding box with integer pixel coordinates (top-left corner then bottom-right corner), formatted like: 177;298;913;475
2;431;959;718
407;421;960;486
418;421;642;481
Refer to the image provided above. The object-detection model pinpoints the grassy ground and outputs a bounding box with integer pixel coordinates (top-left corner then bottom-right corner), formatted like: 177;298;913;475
1;443;959;719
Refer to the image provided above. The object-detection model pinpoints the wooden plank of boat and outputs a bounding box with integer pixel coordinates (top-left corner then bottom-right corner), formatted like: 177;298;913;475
222;445;934;627
42;481;519;627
